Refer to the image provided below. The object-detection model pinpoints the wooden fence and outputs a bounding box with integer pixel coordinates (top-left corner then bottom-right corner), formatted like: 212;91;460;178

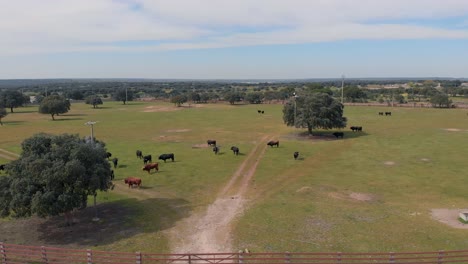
2;242;468;264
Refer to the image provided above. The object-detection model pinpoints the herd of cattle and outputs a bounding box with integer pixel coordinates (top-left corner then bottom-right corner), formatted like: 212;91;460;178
0;111;393;188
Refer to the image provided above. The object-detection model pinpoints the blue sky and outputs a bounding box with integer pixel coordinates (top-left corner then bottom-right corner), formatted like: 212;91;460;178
1;0;468;79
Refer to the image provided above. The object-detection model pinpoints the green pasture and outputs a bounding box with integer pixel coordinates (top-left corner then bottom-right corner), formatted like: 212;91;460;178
1;101;468;253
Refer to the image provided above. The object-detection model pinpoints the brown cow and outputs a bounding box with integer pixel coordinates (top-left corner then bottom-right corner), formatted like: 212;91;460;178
142;162;159;174
124;177;141;188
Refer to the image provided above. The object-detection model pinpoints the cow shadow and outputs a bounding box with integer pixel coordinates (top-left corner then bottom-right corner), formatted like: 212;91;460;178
342;132;369;139
33;197;191;247
216;152;226;155
118;165;128;168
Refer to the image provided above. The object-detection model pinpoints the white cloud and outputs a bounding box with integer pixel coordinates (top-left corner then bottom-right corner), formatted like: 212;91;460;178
1;0;468;55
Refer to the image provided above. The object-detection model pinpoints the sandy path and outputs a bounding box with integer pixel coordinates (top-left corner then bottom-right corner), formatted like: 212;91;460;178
167;135;271;254
0;149;19;161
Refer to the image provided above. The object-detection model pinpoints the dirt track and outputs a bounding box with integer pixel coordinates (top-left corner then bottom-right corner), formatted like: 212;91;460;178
167;135;272;253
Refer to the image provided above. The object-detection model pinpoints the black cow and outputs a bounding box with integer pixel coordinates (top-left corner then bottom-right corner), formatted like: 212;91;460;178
230;146;239;155
257;110;261;113
207;139;217;146
112;158;118;168
385;112;392;116
293;152;299;160
332;132;344;138
136;150;143;159
0;164;5;171
143;155;152;164
261;111;264;114
378;112;384;115
213;146;219;155
350;126;363;132
267;140;279;147
110;170;115;180
106;152;112;159
159;153;175;162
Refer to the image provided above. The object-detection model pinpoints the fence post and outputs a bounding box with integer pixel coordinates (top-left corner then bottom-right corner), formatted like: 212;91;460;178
0;242;7;263
136;251;142;264
41;246;48;264
336;252;341;264
438;250;444;264
389;252;394;263
87;249;92;264
238;250;243;264
285;251;291;264
188;254;192;264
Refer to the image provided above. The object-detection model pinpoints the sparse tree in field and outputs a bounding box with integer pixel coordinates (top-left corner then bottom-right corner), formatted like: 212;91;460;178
430;93;452;108
113;89;133;105
38;95;70;120
189;92;201;103
283;92;347;135
170;94;188;107
0;90;27;113
85;96;103;108
0;107;7;125
0;134;113;224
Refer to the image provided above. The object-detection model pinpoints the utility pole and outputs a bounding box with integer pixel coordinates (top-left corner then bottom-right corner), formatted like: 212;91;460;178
85;121;97;144
293;92;298;128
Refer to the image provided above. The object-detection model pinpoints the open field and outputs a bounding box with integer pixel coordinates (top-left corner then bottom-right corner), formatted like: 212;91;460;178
1;101;468;253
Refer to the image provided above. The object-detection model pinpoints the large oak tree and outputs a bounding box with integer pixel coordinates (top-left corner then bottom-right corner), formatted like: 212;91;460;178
283;92;347;135
0;134;113;223
38;95;70;120
0;90;27;113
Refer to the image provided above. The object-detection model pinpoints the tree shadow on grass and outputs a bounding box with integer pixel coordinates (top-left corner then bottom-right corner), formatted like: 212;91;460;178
2;121;26;125
0;197;191;248
62;114;88;117
53;118;85;121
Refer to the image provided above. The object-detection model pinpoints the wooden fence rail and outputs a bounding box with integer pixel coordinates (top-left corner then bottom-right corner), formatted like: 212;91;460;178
2;242;468;264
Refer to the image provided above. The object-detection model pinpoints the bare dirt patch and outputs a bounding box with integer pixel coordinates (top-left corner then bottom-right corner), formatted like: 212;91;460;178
166;129;191;133
384;161;395;166
328;191;376;202
349;192;375;202
143;106;182;113
192;144;209;149
296;186;313;193
444;128;462;132
420;158;431;162
431;209;468;229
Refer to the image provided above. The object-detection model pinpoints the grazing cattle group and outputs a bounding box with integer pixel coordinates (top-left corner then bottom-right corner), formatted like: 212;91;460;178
124;177;141;188
230;146;239;155
142;162;159;173
159;153;175;162
207;139;217;146
257;110;264;114
143;155;152;164
379;111;392;116
350;126;363;132
332;132;344;138
267;140;280;147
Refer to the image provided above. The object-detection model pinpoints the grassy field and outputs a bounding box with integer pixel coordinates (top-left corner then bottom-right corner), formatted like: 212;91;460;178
0;101;468;253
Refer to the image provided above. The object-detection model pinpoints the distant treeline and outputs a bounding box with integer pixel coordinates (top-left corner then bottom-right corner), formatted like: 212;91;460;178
0;79;467;107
